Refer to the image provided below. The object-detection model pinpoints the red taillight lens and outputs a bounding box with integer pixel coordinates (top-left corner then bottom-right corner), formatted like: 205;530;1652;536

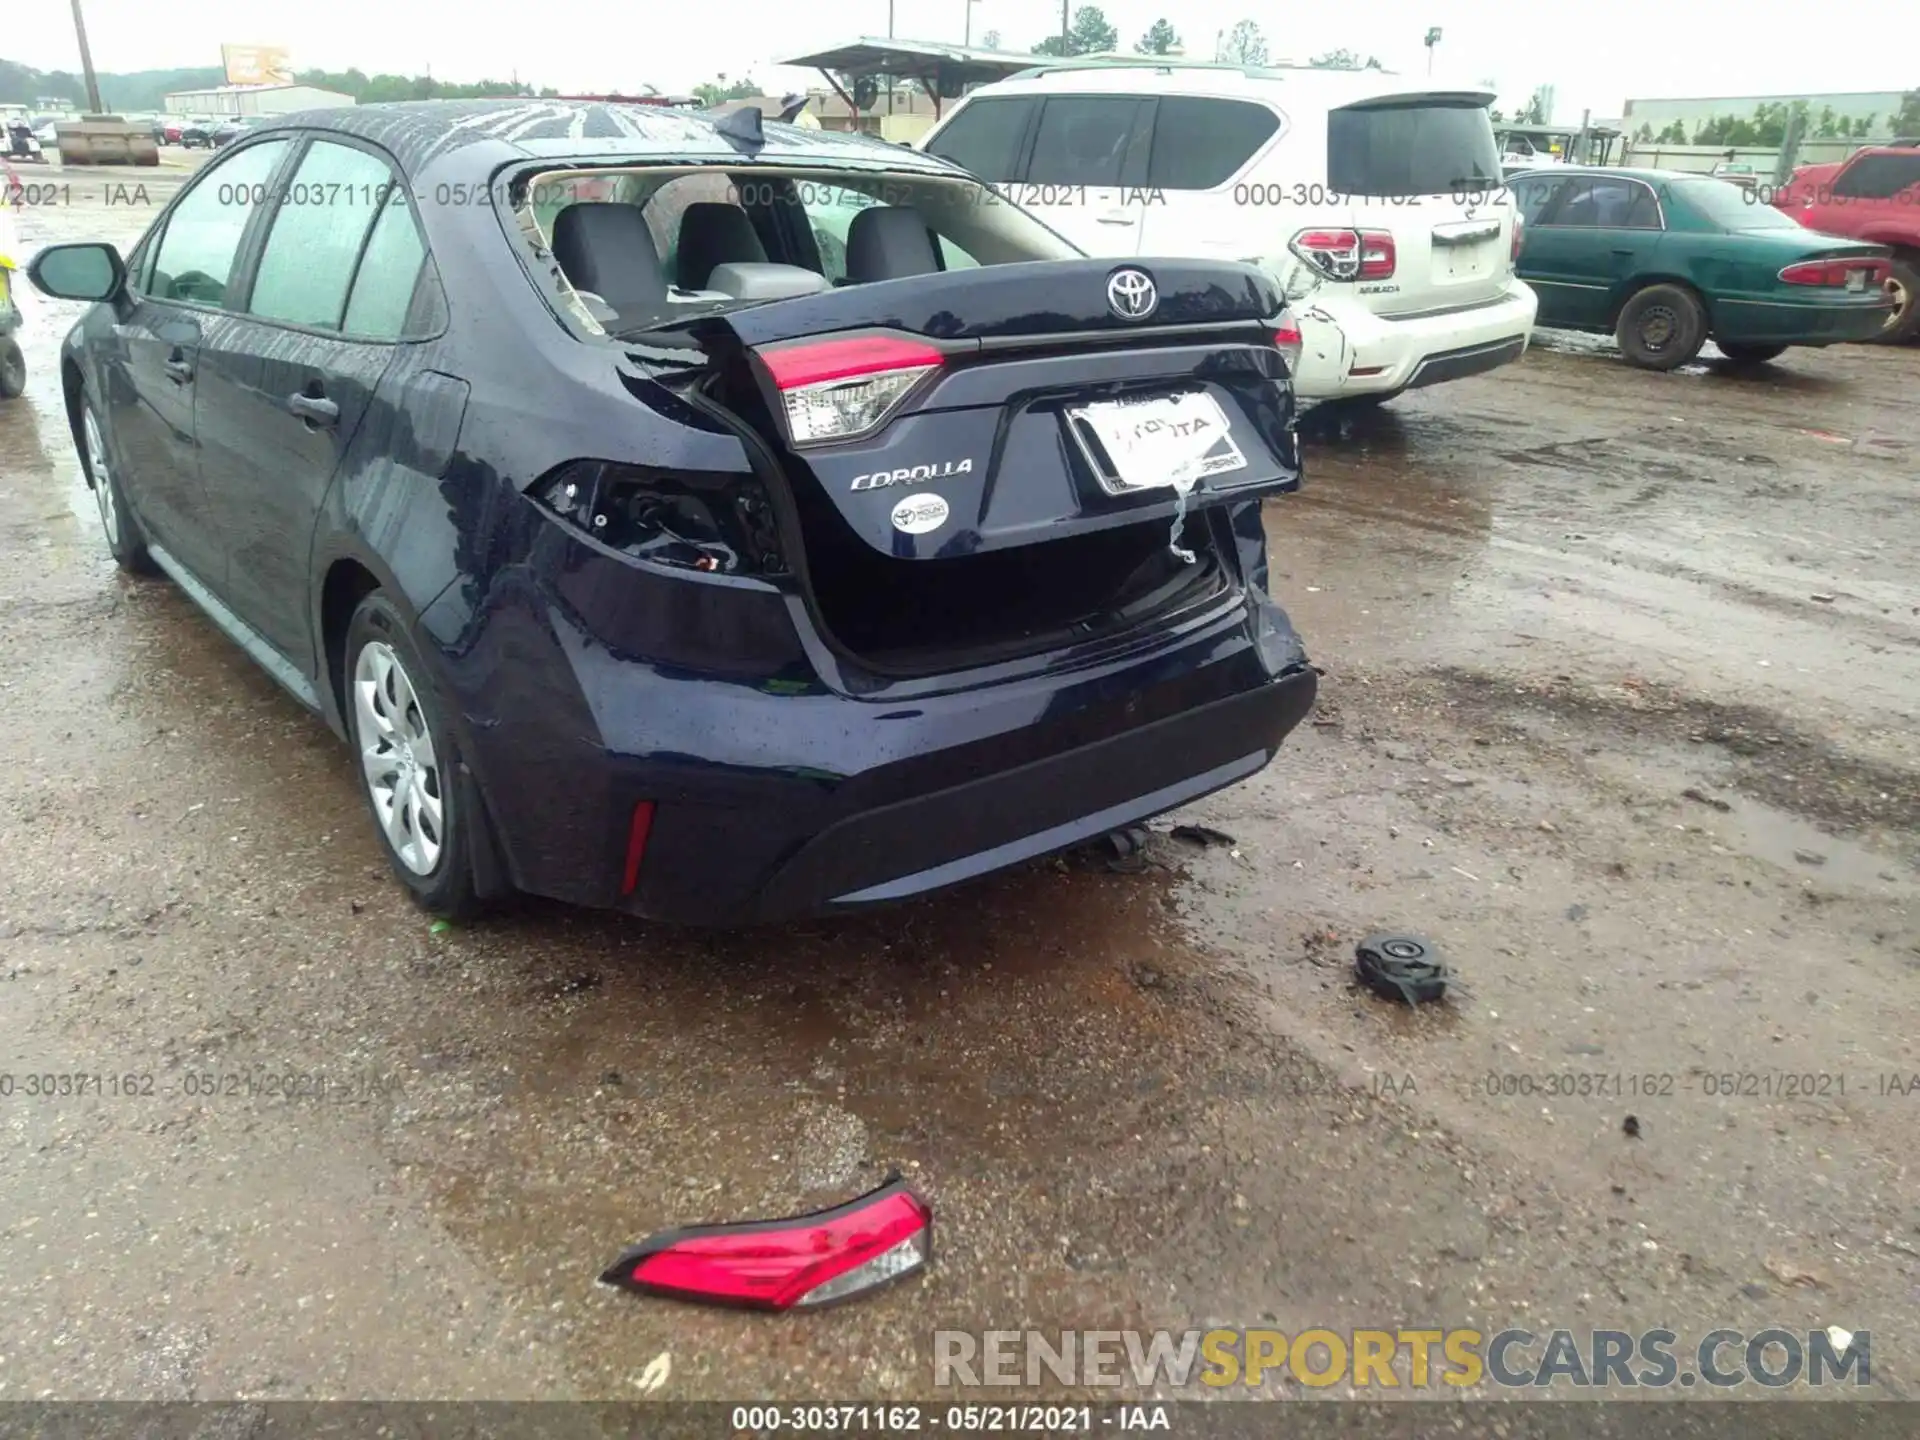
621;800;655;896
1779;258;1888;287
1357;229;1396;279
758;333;943;446
1272;308;1305;377
1290;228;1361;280
600;1179;931;1311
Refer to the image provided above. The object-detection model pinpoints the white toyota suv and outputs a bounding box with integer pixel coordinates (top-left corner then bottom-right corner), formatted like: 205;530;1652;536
919;62;1538;405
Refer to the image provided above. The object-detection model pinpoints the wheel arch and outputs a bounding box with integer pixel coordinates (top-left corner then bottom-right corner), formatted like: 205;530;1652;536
60;356;88;481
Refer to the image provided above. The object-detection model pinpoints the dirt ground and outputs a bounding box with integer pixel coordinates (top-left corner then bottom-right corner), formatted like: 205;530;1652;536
2;166;1917;1408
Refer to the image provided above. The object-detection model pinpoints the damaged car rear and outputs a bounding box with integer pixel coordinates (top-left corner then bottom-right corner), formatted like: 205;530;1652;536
37;100;1317;922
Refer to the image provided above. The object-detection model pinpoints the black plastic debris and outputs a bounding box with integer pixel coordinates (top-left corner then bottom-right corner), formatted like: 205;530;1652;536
1623;1114;1642;1138
1170;823;1237;848
1354;933;1452;1005
1097;824;1153;873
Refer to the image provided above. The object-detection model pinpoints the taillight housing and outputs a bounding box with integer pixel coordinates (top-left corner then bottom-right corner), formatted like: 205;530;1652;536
1272;307;1305;378
528;460;785;575
1778;258;1890;288
756;332;944;446
600;1177;931;1311
1289;228;1396;282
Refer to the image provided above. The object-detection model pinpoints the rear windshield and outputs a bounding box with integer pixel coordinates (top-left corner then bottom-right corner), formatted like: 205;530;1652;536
1327;100;1501;196
1668;178;1799;230
507;164;1082;337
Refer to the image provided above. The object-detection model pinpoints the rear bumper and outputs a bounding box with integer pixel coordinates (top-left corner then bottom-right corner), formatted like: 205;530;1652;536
1712;296;1895;346
1292;279;1538;399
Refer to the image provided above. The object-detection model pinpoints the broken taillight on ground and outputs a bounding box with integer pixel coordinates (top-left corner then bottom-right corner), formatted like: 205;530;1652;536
599;1177;931;1310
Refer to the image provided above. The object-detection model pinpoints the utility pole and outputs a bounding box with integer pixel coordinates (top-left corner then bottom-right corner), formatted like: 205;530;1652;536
69;0;103;113
965;0;981;46
1424;26;1442;78
1061;0;1070;52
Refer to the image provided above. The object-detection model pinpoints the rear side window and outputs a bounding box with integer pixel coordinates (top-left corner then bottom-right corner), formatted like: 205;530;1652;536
148;140;290;306
343;196;430;338
1027;97;1152;187
1512;175;1568;223
249;140;397;330
1832;154;1920;199
1552;179;1661;230
1147;97;1280;190
1327;100;1501;197
924;98;1035;183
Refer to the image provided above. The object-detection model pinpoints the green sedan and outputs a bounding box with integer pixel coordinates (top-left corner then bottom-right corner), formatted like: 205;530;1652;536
1510;167;1895;369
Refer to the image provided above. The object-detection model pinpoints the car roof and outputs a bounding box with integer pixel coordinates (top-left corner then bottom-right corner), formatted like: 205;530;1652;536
251;99;960;180
957;63;1494;108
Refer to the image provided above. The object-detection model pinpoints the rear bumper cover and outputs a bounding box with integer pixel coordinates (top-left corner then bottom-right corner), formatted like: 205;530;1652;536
1291;278;1538;398
1712;295;1894;345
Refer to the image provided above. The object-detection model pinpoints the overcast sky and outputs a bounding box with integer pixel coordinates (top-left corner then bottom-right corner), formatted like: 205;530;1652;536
9;0;1917;124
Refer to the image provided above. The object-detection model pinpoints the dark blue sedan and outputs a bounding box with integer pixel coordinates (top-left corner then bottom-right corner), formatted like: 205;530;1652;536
25;100;1316;923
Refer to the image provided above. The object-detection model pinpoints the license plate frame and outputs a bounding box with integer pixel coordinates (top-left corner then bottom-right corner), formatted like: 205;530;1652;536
1846;268;1869;293
1066;391;1247;496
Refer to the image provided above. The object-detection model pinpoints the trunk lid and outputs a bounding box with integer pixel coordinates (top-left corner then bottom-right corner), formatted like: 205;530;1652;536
685;258;1301;563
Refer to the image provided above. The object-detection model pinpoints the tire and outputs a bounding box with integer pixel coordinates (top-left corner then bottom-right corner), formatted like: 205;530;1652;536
1615;284;1707;370
0;337;24;399
343;592;480;919
78;391;155;573
1867;260;1920;345
1717;342;1787;365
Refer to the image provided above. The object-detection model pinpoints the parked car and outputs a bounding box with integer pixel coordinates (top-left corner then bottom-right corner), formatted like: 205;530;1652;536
212;116;270;148
24;100;1318;923
917;61;1537;408
1510;166;1894;368
178;118;217;148
1769;140;1920;342
159;118;184;145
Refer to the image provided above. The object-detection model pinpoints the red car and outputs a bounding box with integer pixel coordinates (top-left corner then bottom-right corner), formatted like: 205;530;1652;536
1771;140;1920;342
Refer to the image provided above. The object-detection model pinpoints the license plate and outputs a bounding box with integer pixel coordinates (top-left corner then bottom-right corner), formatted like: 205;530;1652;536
1067;391;1246;495
1846;269;1868;293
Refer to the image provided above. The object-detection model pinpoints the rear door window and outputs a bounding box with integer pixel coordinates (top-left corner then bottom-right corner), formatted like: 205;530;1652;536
1146;97;1280;190
1026;97;1152;187
1513;175;1570;224
1327;100;1501;196
923;97;1037;183
1832;153;1920;199
147;139;291;306
343;194;432;338
1551;179;1661;229
249;140;397;330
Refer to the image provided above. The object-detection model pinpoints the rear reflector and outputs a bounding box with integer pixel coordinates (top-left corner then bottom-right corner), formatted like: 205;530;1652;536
621;800;656;896
599;1177;931;1310
758;335;943;446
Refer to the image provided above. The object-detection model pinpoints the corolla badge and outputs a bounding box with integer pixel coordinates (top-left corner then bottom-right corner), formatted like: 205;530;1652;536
851;458;973;491
1107;268;1157;321
891;493;950;535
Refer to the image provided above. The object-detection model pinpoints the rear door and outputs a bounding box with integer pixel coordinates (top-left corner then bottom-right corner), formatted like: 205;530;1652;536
1323;93;1514;316
193;136;424;672
1520;177;1664;328
1007;95;1154;257
1132;95;1285;261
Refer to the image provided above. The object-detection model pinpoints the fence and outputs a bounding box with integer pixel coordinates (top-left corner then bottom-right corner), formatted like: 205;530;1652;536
1620;138;1888;176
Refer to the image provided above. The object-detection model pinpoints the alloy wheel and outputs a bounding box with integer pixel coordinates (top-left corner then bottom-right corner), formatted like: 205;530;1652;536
1885;273;1913;336
83;409;119;544
353;640;446;876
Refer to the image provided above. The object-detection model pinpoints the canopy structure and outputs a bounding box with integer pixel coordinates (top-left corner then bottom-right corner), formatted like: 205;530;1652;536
779;38;1050;117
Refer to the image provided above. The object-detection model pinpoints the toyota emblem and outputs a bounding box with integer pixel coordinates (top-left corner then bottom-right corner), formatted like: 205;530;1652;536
1106;268;1157;321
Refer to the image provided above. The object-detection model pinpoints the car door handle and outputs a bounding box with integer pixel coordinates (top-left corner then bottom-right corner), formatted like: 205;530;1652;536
288;392;339;428
1611;247;1636;256
1095;212;1136;225
163;356;194;384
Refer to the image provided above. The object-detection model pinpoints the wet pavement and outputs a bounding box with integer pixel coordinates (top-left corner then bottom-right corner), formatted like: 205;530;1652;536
2;177;1918;1404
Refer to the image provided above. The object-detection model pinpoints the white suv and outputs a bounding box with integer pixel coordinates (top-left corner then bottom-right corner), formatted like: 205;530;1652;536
919;62;1538;405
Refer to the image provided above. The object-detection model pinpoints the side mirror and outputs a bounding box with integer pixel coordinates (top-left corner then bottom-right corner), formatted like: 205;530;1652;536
28;242;125;302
